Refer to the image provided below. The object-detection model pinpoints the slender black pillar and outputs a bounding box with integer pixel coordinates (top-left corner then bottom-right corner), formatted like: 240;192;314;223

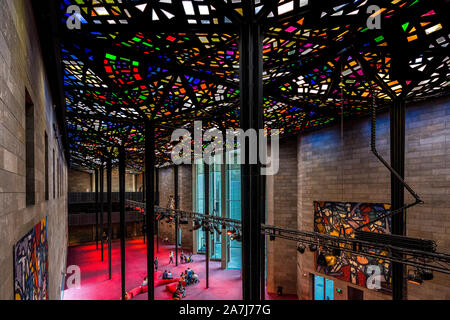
107;158;113;280
205;163;210;289
119;147;126;300
95;169;99;250
99;165;104;261
143;169;146;244
155;168;160;253
390;99;406;300
174;165;179;266
145;121;155;301
260;174;266;300
240;3;264;301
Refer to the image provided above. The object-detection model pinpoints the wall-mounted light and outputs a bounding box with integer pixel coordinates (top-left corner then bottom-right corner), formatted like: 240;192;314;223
297;244;306;254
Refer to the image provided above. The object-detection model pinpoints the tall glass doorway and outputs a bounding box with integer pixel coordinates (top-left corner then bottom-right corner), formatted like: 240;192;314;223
194;151;242;269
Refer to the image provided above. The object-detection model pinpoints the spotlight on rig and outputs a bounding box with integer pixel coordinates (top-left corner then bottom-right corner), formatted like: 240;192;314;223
231;233;242;242
309;244;317;252
214;225;222;235
408;270;423;285
227;229;235;236
297;244;306;254
192;221;202;231
421;269;434;281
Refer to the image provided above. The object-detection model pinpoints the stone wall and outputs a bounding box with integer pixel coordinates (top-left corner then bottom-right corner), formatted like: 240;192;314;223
68;168;92;193
157;165;193;251
178;165;193;250
266;137;298;296
0;0;68;300
296;97;450;300
68;169;139;193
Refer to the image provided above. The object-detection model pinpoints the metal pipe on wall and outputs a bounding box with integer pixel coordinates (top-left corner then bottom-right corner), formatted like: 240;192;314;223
390;99;406;300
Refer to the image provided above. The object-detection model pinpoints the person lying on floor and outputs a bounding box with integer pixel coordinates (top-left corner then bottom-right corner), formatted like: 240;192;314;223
125;277;148;300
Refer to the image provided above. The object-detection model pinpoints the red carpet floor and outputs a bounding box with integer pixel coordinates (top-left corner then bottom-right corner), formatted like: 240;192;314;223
63;237;297;301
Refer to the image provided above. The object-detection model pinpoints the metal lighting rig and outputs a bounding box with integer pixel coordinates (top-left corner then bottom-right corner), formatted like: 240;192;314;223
125;200;450;276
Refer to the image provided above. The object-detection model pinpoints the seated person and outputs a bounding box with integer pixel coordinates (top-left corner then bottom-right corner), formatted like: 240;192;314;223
162;270;168;280
167;271;173;279
125;276;148;300
175;281;186;299
191;273;199;284
184;270;191;285
172;290;181;300
185;252;193;263
180;253;185;263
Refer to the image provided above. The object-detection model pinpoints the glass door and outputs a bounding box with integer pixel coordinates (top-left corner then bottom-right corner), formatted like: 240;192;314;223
209;155;222;260
226;150;241;269
195;161;206;253
313;275;334;300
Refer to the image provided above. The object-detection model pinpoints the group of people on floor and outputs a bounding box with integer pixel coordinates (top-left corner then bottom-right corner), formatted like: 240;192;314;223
167;250;193;265
162;270;173;280
180;251;193;264
172;268;199;300
125;249;200;300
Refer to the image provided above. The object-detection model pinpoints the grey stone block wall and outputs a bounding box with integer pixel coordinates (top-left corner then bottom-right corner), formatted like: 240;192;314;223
296;97;450;300
0;0;68;300
266;137;298;296
67;169;138;193
156;165;193;251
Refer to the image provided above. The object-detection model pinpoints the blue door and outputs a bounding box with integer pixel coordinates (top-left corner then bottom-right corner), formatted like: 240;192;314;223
314;275;334;300
314;275;324;300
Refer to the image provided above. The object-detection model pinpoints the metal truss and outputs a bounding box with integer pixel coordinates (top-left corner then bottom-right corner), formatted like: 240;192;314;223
125;200;450;275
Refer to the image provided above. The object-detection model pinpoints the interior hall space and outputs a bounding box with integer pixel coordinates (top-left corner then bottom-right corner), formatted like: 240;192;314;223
0;0;449;302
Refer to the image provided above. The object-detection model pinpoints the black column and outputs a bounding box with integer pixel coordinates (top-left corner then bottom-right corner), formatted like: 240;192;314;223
240;3;264;301
390;99;406;300
155;168;160;253
205;163;210;289
143;169;146;244
107;158;113;280
145;121;155;301
119;147;126;300
174;165;179;266
95;169;99;250
260;174;266;300
99;165;104;261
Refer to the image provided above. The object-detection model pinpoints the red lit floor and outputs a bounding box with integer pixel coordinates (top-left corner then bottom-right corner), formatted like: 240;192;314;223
63;237;297;301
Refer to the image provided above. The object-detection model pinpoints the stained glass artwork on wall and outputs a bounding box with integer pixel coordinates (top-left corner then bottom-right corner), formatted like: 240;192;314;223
314;201;392;292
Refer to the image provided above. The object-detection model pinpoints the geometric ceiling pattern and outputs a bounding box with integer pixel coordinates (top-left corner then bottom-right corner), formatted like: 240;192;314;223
60;0;449;171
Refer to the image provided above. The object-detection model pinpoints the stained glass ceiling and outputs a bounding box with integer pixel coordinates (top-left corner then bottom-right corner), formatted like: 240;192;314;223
59;0;449;170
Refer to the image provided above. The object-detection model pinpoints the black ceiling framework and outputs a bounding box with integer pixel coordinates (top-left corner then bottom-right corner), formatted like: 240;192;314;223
32;0;450;170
